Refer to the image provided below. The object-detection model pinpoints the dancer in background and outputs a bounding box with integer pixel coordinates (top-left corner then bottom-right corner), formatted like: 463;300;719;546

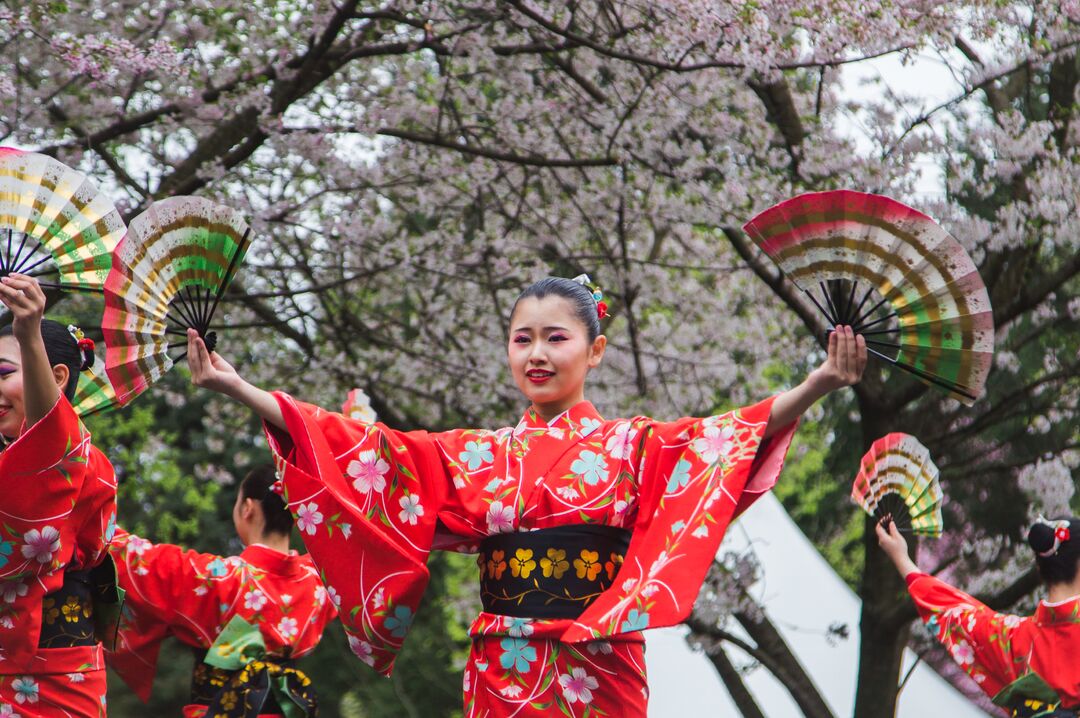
187;275;866;716
878;515;1080;717
0;274;118;716
108;465;337;717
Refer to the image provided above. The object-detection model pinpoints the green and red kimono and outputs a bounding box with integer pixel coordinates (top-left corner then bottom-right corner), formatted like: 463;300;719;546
0;397;117;717
107;529;338;717
908;572;1080;715
266;393;795;717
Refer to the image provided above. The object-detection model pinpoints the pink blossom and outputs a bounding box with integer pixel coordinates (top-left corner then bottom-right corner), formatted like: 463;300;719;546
558;666;599;704
21;527;60;564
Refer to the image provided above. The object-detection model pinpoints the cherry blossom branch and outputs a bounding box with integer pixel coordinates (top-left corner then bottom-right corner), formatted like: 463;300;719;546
377;128;618;167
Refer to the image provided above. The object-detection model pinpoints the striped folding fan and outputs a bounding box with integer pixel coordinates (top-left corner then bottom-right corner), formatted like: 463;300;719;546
0;148;122;291
742;190;993;405
851;433;943;537
72;364;119;418
342;388;377;423
102;196;252;405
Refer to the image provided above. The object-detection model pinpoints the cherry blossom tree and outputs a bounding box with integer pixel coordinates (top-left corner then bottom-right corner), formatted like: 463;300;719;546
3;2;1078;716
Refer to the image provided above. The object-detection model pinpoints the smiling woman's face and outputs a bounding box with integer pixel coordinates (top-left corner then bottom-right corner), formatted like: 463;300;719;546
507;295;606;421
0;335;27;437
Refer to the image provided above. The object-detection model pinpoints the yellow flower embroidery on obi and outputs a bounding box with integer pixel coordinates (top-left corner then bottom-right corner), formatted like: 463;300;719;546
220;690;238;710
487;550;507;579
540;548;569;579
43;597;59;625
605;552;624;580
62;595;85;623
510;549;537;579
574;550;602;581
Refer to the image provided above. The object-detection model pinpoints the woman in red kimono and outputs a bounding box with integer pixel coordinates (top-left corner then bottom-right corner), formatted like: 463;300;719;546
186;276;867;716
878;515;1080;717
0;274;118;717
107;464;338;718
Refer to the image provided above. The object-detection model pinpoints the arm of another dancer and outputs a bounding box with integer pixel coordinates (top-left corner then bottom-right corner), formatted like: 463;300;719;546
876;518;1018;695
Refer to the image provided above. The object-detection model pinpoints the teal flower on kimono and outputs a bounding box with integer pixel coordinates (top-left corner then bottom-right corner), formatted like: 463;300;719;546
207;558;228;578
665;459;693;493
925;614;941;639
459;441;494;471
384;605;414;638
11;675;38;703
579;417;602;437
620;609;650;632
499;637;537;673
104;513;117;543
570;450;609;486
0;540;12;569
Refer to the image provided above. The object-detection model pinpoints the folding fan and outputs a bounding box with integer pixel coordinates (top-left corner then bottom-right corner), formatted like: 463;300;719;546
851;433;942;537
342;388;377;423
0;148;123;291
72;365;119;418
102;196;252;405
742;190;993;405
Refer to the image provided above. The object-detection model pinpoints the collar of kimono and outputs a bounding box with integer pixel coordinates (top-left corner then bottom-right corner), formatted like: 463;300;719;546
240;543;304;577
1035;594;1080;626
515;400;604;439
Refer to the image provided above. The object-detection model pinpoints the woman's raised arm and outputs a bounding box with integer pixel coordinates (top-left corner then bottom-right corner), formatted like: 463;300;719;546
187;328;285;429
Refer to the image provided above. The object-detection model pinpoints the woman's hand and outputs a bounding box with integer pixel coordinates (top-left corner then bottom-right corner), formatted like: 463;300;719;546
763;325;867;437
186;328;286;430
0;273;47;343
875;516;920;578
186;328;243;395
807;325;868;394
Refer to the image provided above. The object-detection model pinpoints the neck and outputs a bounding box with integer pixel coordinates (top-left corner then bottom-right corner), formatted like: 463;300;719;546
532;394;585;424
251;532;291;554
1047;578;1080;603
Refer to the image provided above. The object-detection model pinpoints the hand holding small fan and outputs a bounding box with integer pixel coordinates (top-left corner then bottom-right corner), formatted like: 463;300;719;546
852;432;943;537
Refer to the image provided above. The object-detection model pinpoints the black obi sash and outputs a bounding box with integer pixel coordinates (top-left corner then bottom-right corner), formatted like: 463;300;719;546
478;524;631;620
190;649;318;717
38;556;122;649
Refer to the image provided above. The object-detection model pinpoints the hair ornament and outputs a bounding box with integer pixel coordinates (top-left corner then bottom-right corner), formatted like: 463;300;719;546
1034;515;1071;557
67;324;96;372
571;274;609;320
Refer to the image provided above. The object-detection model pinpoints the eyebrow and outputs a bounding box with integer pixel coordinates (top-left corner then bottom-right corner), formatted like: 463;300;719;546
512;326;571;334
0;357;17;366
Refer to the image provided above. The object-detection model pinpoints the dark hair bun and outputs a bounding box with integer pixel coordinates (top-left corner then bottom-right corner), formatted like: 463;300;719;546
1028;522;1056;554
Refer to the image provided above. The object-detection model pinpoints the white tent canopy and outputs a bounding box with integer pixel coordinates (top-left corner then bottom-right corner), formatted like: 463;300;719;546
646;493;987;716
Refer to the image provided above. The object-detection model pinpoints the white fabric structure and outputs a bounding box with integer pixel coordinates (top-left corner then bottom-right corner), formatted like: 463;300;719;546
646;493;987;716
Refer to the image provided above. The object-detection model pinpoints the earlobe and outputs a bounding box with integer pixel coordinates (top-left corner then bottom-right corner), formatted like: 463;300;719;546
588;335;607;368
52;364;70;392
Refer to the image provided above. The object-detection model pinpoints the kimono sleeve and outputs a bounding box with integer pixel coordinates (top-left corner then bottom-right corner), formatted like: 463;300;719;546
906;572;1018;697
106;527;229;700
563;396;796;643
264;392;453;676
0;395;93;669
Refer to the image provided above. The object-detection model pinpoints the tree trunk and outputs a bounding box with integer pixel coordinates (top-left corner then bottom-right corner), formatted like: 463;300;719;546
708;645;768;718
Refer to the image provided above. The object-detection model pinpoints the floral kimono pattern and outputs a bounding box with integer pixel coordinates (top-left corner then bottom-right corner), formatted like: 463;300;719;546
107;528;338;716
267;393;795;717
0;396;116;717
907;572;1080;709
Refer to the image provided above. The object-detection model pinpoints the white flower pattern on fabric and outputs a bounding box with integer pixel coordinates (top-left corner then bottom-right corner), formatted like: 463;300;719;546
486;501;515;533
20;527;60;564
277;616;299;640
1;582;27;604
10;677;37;704
558;666;598;704
604;422;638;461
398;494;424;525
692;423;736;465
295;503;324;536
244;590;268;611
347;449;390;494
348;634;376;666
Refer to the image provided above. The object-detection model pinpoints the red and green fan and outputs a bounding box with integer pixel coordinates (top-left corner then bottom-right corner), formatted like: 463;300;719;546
742;190;993;405
0;148;123;291
851;433;943;537
73;365;119;418
102;196;252;405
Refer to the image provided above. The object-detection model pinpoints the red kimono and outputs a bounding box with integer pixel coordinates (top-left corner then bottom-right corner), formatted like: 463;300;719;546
0;397;117;718
266;393;795;717
107;528;338;717
908;572;1080;711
